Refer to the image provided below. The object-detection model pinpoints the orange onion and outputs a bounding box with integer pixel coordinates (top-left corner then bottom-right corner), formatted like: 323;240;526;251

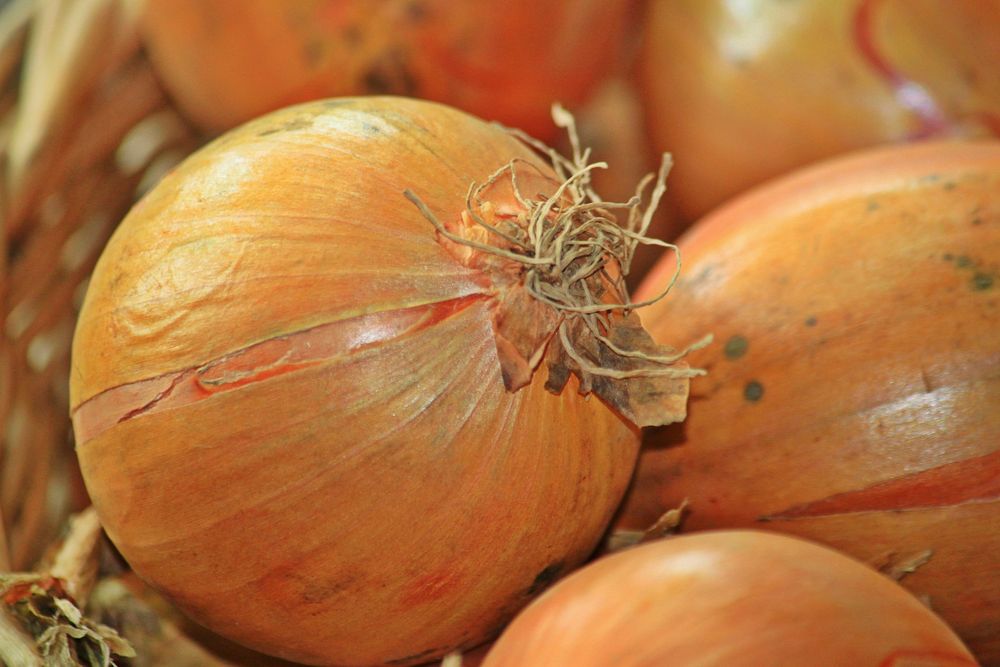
482;531;976;666
640;0;1000;221
616;141;1000;662
139;0;634;139
70;97;696;665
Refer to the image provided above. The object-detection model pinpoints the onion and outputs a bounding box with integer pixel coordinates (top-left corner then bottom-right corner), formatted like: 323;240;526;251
70;97;696;665
482;531;976;666
139;0;634;139
616;141;1000;663
640;0;1000;221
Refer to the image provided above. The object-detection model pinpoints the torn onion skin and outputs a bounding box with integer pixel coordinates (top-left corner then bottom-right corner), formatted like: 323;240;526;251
482;531;977;667
641;0;1000;221
615;141;1000;663
69;97;690;666
139;0;634;140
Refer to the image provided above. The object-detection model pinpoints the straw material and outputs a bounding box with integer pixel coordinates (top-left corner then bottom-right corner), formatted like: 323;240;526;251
1;0;198;573
3;4;441;664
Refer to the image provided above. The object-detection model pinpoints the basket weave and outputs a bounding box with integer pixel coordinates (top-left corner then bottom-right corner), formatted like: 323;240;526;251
0;0;200;573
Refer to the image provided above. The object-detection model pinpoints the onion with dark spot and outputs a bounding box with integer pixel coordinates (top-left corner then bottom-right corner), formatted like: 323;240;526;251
616;141;1000;663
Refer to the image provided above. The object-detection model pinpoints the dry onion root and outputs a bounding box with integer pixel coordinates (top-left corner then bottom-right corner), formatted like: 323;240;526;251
408;104;709;426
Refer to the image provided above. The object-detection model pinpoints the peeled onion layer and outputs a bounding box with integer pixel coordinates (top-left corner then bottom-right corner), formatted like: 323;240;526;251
72;295;487;443
68;97;693;665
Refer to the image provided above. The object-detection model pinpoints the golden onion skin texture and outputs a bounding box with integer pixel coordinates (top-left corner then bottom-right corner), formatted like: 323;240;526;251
71;98;640;666
617;141;1000;663
483;531;976;666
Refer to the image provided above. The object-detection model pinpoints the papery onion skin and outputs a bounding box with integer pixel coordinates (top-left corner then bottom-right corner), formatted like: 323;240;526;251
139;0;634;140
616;141;1000;663
70;97;643;666
641;0;1000;221
482;531;976;667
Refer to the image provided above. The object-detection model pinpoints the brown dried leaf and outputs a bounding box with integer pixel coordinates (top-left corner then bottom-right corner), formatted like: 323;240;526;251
603;499;690;553
492;284;560;391
877;549;934;582
598;313;691;426
549;312;691;427
0;608;42;666
52;597;82;627
639;498;690;540
4;575;135;667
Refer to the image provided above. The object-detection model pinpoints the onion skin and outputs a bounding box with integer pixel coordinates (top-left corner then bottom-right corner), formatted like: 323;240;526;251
70;98;641;666
616;141;1000;663
641;0;1000;221
482;531;976;667
139;0;634;139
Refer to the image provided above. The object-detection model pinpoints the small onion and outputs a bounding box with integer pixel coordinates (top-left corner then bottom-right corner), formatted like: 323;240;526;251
139;0;634;139
482;531;976;666
70;97;695;665
616;141;1000;662
640;0;1000;220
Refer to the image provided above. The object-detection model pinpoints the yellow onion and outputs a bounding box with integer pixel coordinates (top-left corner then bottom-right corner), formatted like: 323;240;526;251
640;0;1000;221
617;141;1000;662
139;0;635;140
482;531;977;666
70;97;695;665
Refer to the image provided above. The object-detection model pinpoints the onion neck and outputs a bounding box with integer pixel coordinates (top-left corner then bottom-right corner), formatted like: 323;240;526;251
405;108;710;427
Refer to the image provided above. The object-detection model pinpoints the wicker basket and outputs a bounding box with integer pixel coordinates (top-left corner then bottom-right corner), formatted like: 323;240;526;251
1;0;200;574
0;2;241;662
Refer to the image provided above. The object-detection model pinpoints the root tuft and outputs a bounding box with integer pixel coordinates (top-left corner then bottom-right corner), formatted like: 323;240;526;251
405;105;709;427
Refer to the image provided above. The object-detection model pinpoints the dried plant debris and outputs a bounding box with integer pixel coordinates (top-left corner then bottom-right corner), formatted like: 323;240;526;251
407;105;709;427
1;575;135;667
87;577;238;667
603;499;691;553
876;549;934;582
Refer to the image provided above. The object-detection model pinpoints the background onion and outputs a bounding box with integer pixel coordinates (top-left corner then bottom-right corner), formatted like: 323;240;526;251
615;141;1000;663
640;0;1000;221
68;97;668;665
138;0;635;140
482;531;976;666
